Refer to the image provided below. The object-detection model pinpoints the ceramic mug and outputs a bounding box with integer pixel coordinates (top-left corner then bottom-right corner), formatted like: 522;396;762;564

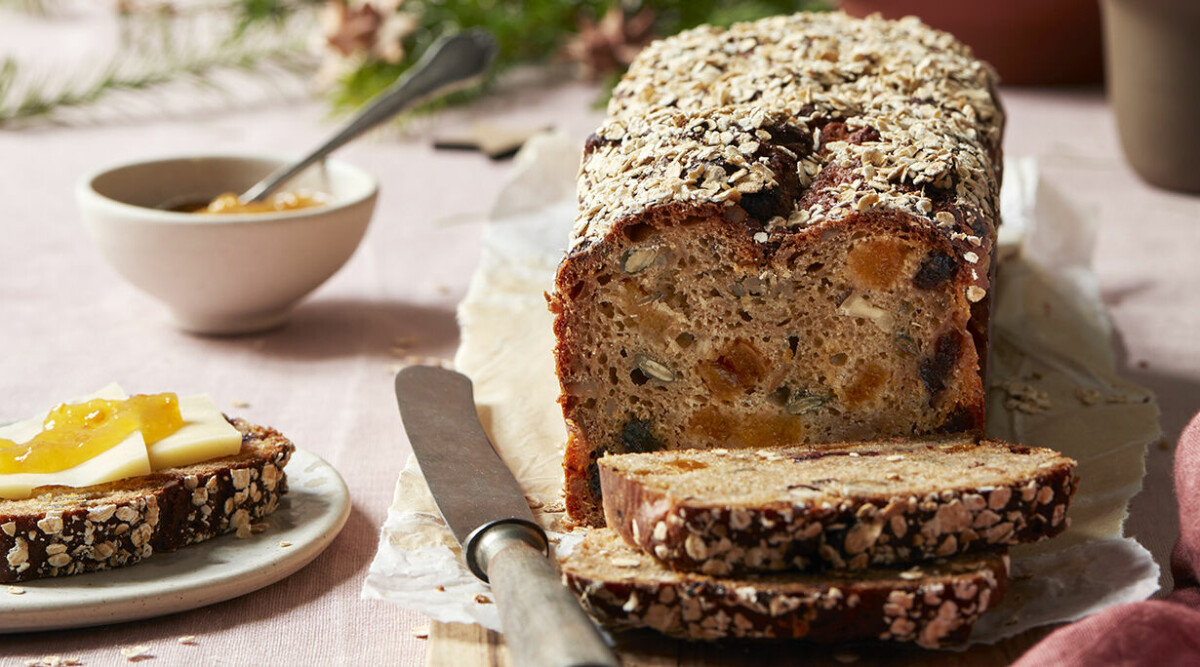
1102;0;1200;193
838;0;1103;85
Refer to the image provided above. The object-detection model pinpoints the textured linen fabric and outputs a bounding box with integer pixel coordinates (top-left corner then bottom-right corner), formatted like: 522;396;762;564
1014;413;1200;666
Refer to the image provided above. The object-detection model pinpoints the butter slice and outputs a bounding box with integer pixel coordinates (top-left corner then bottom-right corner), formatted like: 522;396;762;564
0;386;244;500
0;384;151;500
148;394;242;470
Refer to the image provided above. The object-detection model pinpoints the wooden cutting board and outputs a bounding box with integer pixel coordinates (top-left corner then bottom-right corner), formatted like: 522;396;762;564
425;621;1053;665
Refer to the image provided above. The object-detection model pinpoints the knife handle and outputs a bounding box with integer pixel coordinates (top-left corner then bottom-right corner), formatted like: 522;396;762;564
478;524;619;667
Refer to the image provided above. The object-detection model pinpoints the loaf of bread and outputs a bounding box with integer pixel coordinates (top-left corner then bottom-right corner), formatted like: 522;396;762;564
600;434;1076;576
551;12;1004;525
0;418;292;583
561;527;1008;647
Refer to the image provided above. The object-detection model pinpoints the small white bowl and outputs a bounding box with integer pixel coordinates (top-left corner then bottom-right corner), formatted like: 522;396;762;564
77;155;378;335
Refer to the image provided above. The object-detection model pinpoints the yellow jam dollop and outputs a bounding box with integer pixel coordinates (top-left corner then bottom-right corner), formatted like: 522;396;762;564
193;190;328;215
0;394;184;474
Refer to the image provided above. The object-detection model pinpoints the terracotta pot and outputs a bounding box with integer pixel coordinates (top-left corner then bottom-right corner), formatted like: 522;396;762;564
837;0;1104;85
1102;0;1200;193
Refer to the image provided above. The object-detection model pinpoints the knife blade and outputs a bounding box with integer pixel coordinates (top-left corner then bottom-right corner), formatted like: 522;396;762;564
394;366;618;667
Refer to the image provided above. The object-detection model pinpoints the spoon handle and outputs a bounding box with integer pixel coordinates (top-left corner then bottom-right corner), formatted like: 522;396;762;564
242;29;498;203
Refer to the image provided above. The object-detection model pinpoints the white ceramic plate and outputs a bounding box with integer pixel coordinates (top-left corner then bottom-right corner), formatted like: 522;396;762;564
0;447;350;632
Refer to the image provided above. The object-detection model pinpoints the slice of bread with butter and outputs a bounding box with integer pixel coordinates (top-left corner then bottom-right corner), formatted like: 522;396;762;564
0;385;293;583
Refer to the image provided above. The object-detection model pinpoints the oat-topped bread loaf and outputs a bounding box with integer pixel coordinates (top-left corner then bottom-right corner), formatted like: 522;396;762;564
550;12;1004;525
0;418;292;583
561;527;1008;647
600;434;1076;576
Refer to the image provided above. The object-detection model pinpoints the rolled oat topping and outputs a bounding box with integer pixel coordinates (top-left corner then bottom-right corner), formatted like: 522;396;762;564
573;12;1000;288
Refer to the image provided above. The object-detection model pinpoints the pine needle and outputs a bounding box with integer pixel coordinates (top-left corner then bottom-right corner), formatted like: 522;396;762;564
0;0;58;17
0;9;319;126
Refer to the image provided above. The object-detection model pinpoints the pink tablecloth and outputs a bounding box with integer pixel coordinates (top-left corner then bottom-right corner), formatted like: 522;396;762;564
1015;413;1200;666
2;24;1199;667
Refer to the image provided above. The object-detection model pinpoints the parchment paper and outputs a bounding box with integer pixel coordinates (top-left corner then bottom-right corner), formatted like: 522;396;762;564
362;132;1162;643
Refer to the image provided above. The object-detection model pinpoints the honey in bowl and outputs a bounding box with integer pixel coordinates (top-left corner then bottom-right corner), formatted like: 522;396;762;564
171;190;330;214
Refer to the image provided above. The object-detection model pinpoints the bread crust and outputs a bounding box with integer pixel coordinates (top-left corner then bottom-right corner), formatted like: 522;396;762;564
599;435;1077;575
0;418;293;583
560;527;1008;648
551;12;1004;526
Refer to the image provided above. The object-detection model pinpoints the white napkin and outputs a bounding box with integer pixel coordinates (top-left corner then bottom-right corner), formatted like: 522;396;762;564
363;132;1161;643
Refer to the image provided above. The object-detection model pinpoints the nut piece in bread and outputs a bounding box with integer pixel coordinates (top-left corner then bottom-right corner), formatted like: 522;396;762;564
0;418;292;583
551;12;1005;526
560;527;1008;648
600;434;1077;575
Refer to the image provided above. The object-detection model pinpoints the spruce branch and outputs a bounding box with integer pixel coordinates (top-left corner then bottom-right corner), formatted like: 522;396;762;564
0;0;59;17
0;39;317;126
0;1;323;126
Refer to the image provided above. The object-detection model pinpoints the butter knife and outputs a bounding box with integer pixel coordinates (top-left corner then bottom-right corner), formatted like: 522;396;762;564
394;366;618;667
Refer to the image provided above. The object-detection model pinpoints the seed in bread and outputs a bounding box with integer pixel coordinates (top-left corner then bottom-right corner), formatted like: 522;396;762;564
551;12;1004;526
599;434;1077;575
560;527;1008;648
0;418;292;583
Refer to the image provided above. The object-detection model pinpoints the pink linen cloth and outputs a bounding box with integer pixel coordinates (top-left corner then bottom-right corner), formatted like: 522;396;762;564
1015;411;1200;666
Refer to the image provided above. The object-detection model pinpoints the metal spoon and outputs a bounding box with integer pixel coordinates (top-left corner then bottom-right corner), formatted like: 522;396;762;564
238;28;498;205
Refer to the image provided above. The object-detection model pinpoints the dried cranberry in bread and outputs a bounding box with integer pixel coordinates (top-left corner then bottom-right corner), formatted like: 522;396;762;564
600;434;1076;576
560;527;1008;648
0;418;292;583
550;13;1005;526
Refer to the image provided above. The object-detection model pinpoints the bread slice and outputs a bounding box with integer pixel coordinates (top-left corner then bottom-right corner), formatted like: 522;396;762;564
561;527;1007;648
0;417;293;583
552;13;1004;526
599;434;1076;576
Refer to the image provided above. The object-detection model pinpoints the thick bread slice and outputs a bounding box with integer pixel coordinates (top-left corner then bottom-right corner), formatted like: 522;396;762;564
561;527;1008;648
0;417;292;583
600;434;1076;576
